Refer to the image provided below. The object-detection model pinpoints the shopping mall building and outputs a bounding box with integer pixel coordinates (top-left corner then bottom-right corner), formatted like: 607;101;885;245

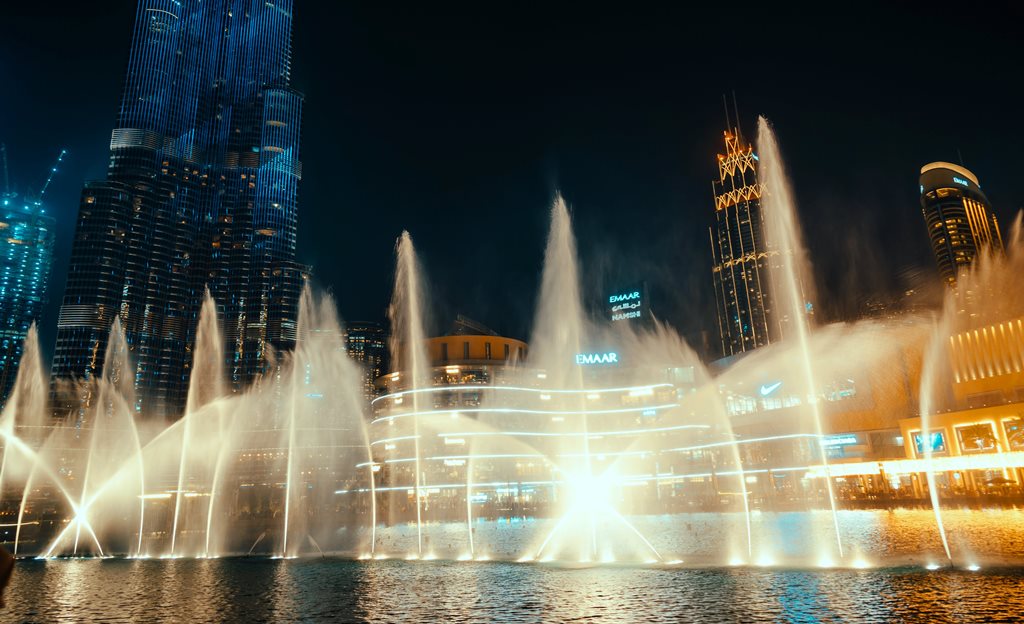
365;311;1024;518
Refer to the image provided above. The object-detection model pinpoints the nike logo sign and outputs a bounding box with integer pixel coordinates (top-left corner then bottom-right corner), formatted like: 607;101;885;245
759;381;783;396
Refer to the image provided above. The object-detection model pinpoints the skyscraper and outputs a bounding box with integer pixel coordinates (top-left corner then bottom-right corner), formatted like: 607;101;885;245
709;126;778;357
0;146;57;403
919;162;1002;286
53;0;305;417
343;321;388;403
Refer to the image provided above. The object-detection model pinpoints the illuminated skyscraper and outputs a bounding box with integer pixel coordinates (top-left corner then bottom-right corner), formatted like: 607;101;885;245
343;321;388;403
0;146;57;403
709;126;779;357
919;162;1002;286
53;0;304;417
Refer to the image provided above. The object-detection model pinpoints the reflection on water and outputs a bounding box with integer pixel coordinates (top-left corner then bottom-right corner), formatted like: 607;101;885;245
7;509;1024;623
367;508;1024;567
7;559;1024;623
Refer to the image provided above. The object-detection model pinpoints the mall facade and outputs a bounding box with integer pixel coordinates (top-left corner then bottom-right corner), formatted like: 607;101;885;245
364;310;1024;520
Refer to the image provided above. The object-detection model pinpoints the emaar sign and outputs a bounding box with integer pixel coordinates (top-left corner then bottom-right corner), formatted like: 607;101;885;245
575;352;619;365
607;282;648;323
608;291;640;304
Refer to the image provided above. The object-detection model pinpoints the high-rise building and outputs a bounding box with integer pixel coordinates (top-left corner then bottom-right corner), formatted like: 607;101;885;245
53;1;305;417
0;146;57;403
919;162;1002;286
343;321;388;403
709;126;777;357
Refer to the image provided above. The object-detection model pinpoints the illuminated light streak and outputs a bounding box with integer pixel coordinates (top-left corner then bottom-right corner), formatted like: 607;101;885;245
371;383;675;405
436;423;706;440
336;479;559;495
370;403;681;425
356;449;659;469
369;435;421;446
534;509;574;561
665;433;821;454
608;507;663;563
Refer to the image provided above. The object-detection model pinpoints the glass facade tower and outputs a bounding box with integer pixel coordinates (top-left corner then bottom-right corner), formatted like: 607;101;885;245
53;0;305;417
0;195;55;404
709;127;779;357
919;162;1003;287
343;321;389;404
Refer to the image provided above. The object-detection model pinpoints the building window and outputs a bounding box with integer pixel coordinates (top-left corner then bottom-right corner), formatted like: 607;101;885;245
485;342;492;360
441;342;448;362
504;343;510;360
463;342;469;360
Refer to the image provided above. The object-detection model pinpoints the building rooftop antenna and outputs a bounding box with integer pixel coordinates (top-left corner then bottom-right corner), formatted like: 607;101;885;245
722;93;732;134
35;148;67;205
731;91;743;143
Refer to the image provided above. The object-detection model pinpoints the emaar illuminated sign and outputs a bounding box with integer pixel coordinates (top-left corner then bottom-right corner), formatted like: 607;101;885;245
575;352;619;365
609;291;640;304
608;282;648;323
952;176;970;187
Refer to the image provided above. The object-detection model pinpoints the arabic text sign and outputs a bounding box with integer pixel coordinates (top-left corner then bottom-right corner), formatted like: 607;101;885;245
608;283;647;323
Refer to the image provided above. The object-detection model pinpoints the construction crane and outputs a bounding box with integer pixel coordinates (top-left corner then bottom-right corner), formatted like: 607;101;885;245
1;145;67;210
34;148;68;208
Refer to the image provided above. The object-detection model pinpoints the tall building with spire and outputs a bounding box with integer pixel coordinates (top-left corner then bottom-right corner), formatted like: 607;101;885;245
709;117;778;358
52;0;305;417
919;162;1002;286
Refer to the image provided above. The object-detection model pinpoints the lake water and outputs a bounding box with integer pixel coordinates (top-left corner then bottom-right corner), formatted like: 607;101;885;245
6;509;1024;623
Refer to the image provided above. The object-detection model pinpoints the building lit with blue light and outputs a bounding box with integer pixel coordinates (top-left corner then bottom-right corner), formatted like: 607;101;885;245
52;0;306;416
0;185;56;404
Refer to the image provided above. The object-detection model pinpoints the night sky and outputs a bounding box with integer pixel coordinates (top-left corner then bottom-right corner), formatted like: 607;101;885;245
3;2;1023;361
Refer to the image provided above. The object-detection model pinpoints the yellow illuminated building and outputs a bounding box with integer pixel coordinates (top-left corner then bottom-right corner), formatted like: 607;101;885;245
920;162;1003;286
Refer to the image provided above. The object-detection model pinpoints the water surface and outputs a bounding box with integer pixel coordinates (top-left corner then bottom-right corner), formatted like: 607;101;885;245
6;557;1024;623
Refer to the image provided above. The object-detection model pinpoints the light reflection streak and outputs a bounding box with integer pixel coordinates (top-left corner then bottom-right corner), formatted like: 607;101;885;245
370;403;681;425
436;424;707;439
371;383;675;405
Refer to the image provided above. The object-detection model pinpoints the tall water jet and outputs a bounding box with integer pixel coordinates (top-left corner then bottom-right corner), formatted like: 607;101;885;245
189;292;226;557
282;310;301;557
64;318;139;556
99;317;144;556
0;325;46;509
918;309;954;564
6;325;49;554
757;117;844;559
530;194;606;561
295;289;372;557
388;231;431;556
